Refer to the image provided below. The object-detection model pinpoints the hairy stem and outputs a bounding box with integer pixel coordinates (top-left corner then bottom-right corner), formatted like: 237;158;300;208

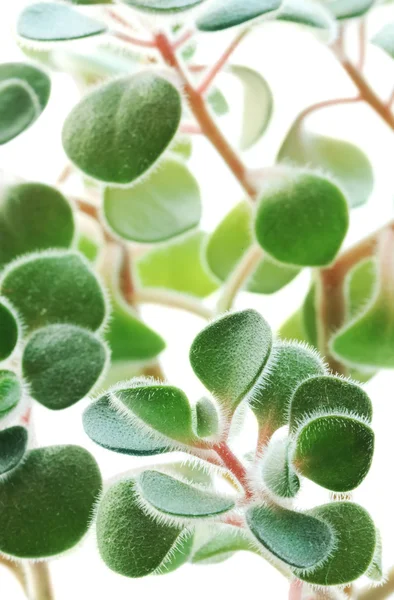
217;245;263;313
134;288;213;320
25;563;54;600
213;442;252;497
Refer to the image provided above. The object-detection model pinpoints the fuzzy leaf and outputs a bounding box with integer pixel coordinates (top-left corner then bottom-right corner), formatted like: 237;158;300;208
0;183;74;267
0;426;28;475
158;531;194;574
103;158;201;243
262;437;300;498
293;415;374;492
112;379;196;445
138;470;235;518
298;502;376;585
0;301;19;361
83;394;169;456
289;375;372;432
206;202;300;294
246;504;333;569
191;526;256;564
250;340;325;432
277;123;373;209
327;0;375;20
277;0;336;35
22;324;107;410
122;0;205;11
196;397;219;438
196;0;282;32
367;530;383;582
190;309;272;411
18;3;107;41
1;251;107;333
0;371;22;417
62;72;182;185
255;169;349;267
0;63;50;110
96;478;186;577
0;445;102;558
373;24;394;59
137;231;218;298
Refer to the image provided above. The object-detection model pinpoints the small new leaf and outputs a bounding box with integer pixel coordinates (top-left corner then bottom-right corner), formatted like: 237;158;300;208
195;396;219;438
0;371;22;417
0;426;28;475
0;300;19;361
262;437;300;499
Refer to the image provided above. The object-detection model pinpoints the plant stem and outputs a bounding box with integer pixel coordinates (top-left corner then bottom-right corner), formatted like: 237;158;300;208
0;556;27;595
134;288;213;320
25;563;54;600
213;442;252;497
154;32;257;199
357;20;367;71
296;96;362;125
216;245;263;313
289;580;303;600
112;30;157;48
356;567;394;599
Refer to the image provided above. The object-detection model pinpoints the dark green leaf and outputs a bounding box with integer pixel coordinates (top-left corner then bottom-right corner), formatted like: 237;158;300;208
18;3;107;41
0;426;28;475
0;445;102;558
262;437;300;498
0;300;19;361
196;397;219;438
197;0;282;32
62;72;182;185
0;371;22;417
0;62;51;111
190;309;272;411
83;394;169;456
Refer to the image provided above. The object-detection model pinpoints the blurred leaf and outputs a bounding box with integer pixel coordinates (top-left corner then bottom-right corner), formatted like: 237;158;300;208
0;426;28;475
197;0;282;31
346;258;376;320
302;284;318;346
18;3;107;41
279;309;306;342
277;0;336;36
373;23;394;59
191;526;256;564
190;310;272;411
0;371;22;417
0;300;19;361
122;0;205;11
171;136;192;160
367;529;383;582
207;87;229;116
195;396;219;438
255;168;349;266
327;0;375;20
158;530;194;574
63;73;182;185
83;394;170;456
0;445;102;558
262;437;300;498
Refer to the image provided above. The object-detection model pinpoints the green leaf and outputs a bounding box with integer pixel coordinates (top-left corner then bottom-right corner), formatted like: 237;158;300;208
250;340;325;432
22;324;108;410
137;231;218;298
298;502;376;585
327;0;375;20
246;504;334;569
0;445;102;558
289;375;373;432
62;72;182;185
0;426;28;475
196;0;282;32
162;460;213;487
112;379;196;445
230;66;273;150
96;478;186;577
279;309;306;343
277;121;373;209
277;0;336;35
190;309;272;411
1;251;107;333
254;169;349;267
171;136;192;160
103;158;201;243
83;394;169;456
67;0;110;4
0;182;74;267
0;300;19;361
138;470;235;518
122;0;205;11
0;63;50;144
18;3;107;41
191;526;256;564
158;530;194;574
262;437;300;498
302;284;318;346
346;258;376;321
367;529;383;582
207;88;229;116
196;396;219;438
292;415;374;492
373;24;394;59
0;371;22;417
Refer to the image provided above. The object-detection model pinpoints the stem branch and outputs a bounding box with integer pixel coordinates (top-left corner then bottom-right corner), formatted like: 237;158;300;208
217;245;263;313
134;288;213;320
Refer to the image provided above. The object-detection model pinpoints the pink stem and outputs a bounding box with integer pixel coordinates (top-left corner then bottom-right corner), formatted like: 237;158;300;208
289;580;303;600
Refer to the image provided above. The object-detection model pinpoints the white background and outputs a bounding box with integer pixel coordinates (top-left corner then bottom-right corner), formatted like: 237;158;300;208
1;1;394;598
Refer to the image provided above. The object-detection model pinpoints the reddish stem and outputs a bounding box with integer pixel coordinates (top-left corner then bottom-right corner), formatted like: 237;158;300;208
180;122;203;135
288;580;303;600
113;30;157;48
173;29;194;50
213;442;252;497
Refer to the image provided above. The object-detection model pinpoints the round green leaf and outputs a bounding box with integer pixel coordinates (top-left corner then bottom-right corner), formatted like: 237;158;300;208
18;3;107;41
158;530;194;574
62;72;182;185
246;504;334;569
190;309;272;411
196;0;282;32
0;445;102;558
83;394;169;456
0;183;74;267
0;82;38;145
22;324;108;410
299;502;376;586
293;415;374;492
373;24;394;59
195;396;219;438
277;122;373;209
206;202;300;294
0;371;22;417
250;340;325;432
137;231;218;298
327;0;375;20
289;375;372;432
0;426;28;475
103;158;201;243
262;437;300;498
191;526;256;564
255;169;349;267
96;478;185;577
170;136;192;160
112;379;196;445
0;300;19;362
0;63;51;111
1;251;107;332
138;470;235;518
122;0;205;11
